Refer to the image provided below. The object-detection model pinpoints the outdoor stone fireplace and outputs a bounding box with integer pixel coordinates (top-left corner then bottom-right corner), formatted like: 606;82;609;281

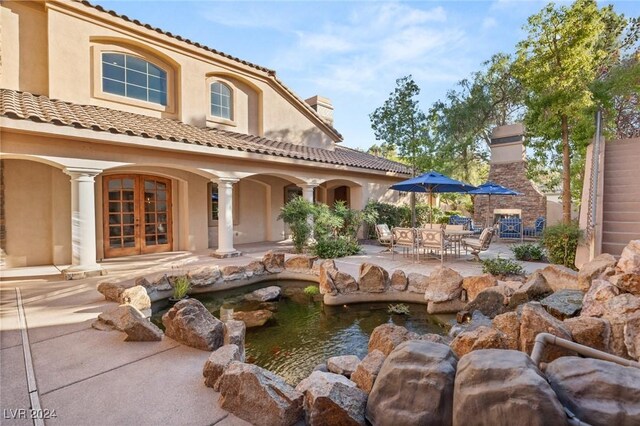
473;124;546;227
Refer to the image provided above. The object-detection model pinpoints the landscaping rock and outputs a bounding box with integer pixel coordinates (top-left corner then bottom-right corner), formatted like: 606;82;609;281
624;312;640;360
245;261;266;277
368;324;419;356
123;315;163;342
296;371;367;426
540;289;584;320
203;344;243;390
540;264;582;291
464;286;510;319
162;299;224;351
221;265;246;281
492;311;520;350
617;240;640;275
578;253;617;290
424;266;463;302
601;293;640;358
188;265;221;287
450;326;509;357
232;310;273;328
427;298;466;314
581;279;620;317
96;280;129;302
449;311;493;338
96;304;142;331
609;273;640;296
453;350;566;426
285;255;316;272
462;274;497;302
319;260;338;296
223;320;246;360
245;286;281;302
150;274;173;291
564;317;610;353
117;285;150;311
262;250;285;273
390;270;408;291
366;341;457;426
218;362;304;426
519;302;574;362
545;357;640;426
418;333;451;345
358;263;389;293
313;363;328;373
406;272;428;294
351;350;385;393
508;271;553;309
332;270;358;294
327;355;360;378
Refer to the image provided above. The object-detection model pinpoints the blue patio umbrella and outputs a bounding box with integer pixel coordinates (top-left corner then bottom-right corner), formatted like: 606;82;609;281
390;171;477;227
468;181;521;227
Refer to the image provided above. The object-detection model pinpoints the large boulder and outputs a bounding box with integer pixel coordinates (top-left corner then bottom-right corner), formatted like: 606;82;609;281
358;263;389;293
351;350;385;393
367;341;457;426
540;289;584;320
617;240;640;275
319;260;338;295
545;357;640;426
223;320;246;360
218;362;304;426
578;253;617;290
519;302;574;362
332;270;358;294
233;310;273;328
245;286;281;302
462;274;498;302
296;371;367;426
368;324;418;356
453;350;567;426
390;270;408;291
221;265;246;281
123;314;163;342
188;266;221;287
601;293;640;358
508;271;553;309
262;250;285;273
97;280;130;302
450;326;509;357
563;317;610;353
327;355;360;378
285;255;316;272
540;264;583;291
118;285;151;311
203;344;243;390
464;286;511;319
245;261;266;277
407;273;429;294
609;273;640;296
624;312;640;360
427;299;466;314
581;279;620;317
492;311;520;350
162;299;224;351
96;304;144;331
424;266;463;303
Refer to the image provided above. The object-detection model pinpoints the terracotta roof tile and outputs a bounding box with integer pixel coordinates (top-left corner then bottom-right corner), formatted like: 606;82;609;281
0;89;410;175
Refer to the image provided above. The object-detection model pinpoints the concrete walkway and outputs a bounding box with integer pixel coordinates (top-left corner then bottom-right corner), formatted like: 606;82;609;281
0;240;542;425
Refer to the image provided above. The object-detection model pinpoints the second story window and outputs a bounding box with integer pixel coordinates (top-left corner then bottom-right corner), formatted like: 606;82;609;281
211;82;232;120
102;52;167;106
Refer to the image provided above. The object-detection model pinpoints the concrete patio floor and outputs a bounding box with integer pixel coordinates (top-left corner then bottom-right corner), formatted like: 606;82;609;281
0;240;543;425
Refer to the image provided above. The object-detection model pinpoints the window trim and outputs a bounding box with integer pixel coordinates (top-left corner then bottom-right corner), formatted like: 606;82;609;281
91;44;176;114
205;77;237;127
207;181;239;227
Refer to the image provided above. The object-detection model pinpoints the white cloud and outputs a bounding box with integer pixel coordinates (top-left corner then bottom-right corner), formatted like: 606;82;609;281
482;17;498;29
297;32;354;53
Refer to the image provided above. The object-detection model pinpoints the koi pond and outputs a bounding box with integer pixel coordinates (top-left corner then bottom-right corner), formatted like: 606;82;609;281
151;281;450;385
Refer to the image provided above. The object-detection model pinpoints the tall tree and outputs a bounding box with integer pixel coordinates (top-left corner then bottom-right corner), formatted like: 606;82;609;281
370;76;431;226
514;0;629;224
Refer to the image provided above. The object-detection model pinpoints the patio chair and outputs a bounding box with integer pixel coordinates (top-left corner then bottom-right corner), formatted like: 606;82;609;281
417;228;451;265
375;224;395;253
391;227;417;260
523;217;545;239
449;215;472;229
470;220;484;235
462;227;495;261
498;217;522;240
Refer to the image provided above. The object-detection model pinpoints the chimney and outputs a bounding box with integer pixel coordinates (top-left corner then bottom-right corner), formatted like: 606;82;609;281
490;123;525;164
305;95;334;126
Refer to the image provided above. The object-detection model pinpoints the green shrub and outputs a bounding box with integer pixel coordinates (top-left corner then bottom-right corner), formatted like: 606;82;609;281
511;243;545;261
365;201;406;237
303;285;320;296
172;275;191;299
278;197;314;253
312;237;361;259
541;223;582;269
481;256;525;276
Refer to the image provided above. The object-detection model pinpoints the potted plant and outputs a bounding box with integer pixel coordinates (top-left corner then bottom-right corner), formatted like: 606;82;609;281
169;275;191;304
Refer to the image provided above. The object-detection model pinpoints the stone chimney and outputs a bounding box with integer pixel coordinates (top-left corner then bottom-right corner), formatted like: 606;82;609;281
305;95;334;126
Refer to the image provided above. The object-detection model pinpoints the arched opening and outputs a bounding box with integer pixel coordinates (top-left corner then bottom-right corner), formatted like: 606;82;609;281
319;179;363;210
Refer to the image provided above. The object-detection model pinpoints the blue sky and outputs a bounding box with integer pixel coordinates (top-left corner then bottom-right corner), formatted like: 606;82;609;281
99;0;639;150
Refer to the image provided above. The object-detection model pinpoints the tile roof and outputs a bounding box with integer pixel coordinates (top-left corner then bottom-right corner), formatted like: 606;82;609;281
0;89;411;175
70;0;343;141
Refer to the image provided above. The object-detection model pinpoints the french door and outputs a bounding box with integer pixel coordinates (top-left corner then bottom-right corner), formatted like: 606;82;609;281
103;174;172;258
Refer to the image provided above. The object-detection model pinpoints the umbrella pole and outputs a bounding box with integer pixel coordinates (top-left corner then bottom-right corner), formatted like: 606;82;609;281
429;189;433;229
486;194;492;229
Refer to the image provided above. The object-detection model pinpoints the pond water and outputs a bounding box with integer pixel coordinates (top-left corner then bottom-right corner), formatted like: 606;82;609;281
151;281;451;385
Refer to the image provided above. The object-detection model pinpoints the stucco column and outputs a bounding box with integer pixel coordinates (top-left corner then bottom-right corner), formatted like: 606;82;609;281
301;184;317;241
63;167;104;279
213;177;241;258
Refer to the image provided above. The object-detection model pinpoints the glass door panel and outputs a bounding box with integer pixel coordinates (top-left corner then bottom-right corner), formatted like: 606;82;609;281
140;177;171;254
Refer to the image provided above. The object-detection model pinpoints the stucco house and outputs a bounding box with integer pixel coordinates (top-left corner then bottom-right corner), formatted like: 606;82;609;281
0;0;409;277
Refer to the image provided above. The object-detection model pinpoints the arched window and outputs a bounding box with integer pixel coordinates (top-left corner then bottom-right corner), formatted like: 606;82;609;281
210;82;232;120
101;52;167;106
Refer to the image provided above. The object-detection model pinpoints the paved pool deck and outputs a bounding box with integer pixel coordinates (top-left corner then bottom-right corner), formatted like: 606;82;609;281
1;240;542;425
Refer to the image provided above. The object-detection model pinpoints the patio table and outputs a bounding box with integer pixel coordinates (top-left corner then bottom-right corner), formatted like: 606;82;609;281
444;229;474;257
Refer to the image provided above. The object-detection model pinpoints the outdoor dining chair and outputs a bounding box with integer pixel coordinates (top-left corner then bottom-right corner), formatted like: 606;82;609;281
391;227;417;260
375;224;395;253
417;228;450;265
462;227;496;261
